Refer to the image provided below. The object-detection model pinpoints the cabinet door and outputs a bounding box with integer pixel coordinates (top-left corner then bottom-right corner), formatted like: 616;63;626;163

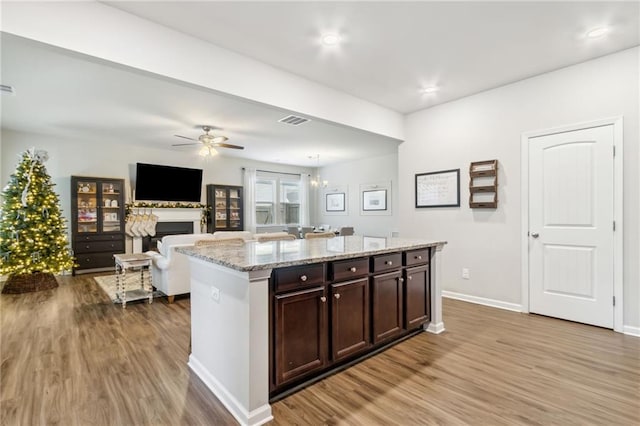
98;180;123;233
404;265;430;329
274;286;328;386
228;186;243;230
331;278;370;361
74;178;99;234
371;270;404;344
213;186;228;230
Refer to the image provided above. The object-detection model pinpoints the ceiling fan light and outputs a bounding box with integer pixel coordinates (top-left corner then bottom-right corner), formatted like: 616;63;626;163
199;146;210;157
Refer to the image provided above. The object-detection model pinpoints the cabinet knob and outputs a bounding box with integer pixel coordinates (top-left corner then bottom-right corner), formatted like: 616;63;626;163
398;277;404;283
416;255;422;260
408;275;413;280
86;245;90;249
334;293;341;299
320;296;327;303
386;260;393;266
349;267;357;272
300;275;308;282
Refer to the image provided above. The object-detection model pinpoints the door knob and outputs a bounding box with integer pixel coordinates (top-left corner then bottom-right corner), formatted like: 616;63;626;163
531;232;539;238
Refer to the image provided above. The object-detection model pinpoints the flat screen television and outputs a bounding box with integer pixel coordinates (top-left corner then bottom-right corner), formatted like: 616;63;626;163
135;162;203;202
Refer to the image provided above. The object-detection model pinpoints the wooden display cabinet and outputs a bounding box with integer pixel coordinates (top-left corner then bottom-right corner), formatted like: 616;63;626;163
206;184;244;232
71;176;125;274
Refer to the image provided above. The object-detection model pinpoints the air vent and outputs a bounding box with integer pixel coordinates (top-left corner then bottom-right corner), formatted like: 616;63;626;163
0;84;15;95
278;115;310;126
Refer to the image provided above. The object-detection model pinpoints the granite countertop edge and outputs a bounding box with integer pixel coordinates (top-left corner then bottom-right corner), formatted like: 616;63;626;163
177;239;446;272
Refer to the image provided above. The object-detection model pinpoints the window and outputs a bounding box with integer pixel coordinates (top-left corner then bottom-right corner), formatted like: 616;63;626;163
255;172;302;226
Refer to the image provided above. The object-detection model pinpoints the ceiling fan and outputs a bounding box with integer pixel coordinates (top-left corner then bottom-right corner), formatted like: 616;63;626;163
172;125;244;150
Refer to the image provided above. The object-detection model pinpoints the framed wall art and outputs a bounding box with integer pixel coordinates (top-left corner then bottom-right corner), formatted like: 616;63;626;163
362;189;387;211
325;192;345;212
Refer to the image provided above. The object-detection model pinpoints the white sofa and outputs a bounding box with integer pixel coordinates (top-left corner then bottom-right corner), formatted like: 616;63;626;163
146;233;218;302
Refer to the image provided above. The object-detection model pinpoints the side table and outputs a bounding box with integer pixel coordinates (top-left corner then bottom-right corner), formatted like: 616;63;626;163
113;253;153;308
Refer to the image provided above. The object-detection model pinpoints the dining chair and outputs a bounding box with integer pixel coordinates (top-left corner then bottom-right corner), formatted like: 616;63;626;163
195;237;245;247
338;226;354;236
287;226;301;239
256;234;297;242
300;226;314;237
305;232;335;239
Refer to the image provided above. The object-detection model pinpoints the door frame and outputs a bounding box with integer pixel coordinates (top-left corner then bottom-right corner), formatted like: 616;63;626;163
520;117;623;332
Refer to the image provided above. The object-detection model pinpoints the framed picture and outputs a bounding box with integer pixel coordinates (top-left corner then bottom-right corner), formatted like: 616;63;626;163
362;189;387;211
415;169;460;208
326;192;345;212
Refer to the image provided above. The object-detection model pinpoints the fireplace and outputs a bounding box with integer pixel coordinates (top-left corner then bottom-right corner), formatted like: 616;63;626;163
132;208;203;253
143;221;193;252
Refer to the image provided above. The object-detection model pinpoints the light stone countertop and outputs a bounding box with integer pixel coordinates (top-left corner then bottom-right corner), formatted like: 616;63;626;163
177;235;446;272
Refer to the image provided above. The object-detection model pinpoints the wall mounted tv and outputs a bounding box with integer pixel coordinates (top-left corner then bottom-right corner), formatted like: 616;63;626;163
135;163;203;202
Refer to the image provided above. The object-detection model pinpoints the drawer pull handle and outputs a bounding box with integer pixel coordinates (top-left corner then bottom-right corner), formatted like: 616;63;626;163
335;293;341;299
320;296;327;303
386;260;393;266
416;255;422;260
349;267;357;272
300;275;308;282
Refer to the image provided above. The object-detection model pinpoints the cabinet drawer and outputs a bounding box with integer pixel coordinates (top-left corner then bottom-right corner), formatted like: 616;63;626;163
372;253;402;273
404;248;429;266
75;252;115;270
75;233;124;242
330;257;369;281
74;239;124;254
273;263;325;293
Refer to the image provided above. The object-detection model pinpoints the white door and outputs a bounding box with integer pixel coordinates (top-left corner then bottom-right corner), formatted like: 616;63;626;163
529;125;614;328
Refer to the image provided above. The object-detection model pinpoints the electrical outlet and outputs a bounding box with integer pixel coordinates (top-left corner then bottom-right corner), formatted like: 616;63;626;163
462;268;470;280
211;286;220;302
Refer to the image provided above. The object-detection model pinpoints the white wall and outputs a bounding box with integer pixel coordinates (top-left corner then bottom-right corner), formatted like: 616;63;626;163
399;48;640;328
314;153;399;237
1;129;314;243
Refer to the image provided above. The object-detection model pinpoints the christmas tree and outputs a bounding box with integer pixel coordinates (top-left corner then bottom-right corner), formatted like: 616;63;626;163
0;149;75;292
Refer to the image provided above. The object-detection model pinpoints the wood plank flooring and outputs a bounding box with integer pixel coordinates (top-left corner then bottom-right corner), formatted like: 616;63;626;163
1;274;639;425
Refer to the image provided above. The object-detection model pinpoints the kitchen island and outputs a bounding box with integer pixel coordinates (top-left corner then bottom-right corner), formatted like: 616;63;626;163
178;236;446;426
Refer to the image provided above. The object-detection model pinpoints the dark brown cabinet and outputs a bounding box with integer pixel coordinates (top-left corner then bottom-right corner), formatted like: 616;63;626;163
274;286;328;386
371;270;404;344
71;176;125;274
270;248;431;397
331;278;370;361
206;184;243;232
404;265;430;329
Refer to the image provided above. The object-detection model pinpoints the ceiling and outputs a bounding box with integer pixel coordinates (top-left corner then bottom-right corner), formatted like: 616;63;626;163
2;1;638;167
106;1;639;113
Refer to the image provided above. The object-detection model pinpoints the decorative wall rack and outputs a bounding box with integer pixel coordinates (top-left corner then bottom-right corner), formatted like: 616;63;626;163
469;159;498;208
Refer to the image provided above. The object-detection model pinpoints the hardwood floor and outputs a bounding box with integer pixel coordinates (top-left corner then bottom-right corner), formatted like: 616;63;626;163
1;275;639;425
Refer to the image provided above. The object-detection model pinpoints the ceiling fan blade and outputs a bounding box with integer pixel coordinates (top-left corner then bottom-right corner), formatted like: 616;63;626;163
171;142;201;147
174;134;198;141
213;142;245;150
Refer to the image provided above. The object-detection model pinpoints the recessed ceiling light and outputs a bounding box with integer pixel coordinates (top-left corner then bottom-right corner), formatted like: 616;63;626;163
321;33;341;46
586;27;609;39
421;86;439;94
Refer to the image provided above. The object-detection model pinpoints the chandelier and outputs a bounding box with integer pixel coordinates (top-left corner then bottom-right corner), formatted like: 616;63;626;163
310;154;328;188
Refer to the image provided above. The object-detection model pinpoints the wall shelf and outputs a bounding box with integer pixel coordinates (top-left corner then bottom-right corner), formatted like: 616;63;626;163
469;160;498;208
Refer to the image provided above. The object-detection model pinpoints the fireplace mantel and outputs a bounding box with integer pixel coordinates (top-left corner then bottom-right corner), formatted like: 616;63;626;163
132;208;203;253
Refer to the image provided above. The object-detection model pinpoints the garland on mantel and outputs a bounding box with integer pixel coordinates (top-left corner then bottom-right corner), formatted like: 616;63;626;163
125;202;211;227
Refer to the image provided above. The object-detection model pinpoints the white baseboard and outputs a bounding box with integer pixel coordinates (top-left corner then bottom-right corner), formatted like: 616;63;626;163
442;290;522;312
623;325;640;337
188;355;273;426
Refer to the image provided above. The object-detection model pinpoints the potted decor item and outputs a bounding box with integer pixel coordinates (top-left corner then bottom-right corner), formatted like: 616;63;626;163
0;149;75;293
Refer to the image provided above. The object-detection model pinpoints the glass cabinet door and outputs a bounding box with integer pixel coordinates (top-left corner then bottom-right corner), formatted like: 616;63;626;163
229;188;242;229
214;188;228;229
76;180;98;233
100;181;122;232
